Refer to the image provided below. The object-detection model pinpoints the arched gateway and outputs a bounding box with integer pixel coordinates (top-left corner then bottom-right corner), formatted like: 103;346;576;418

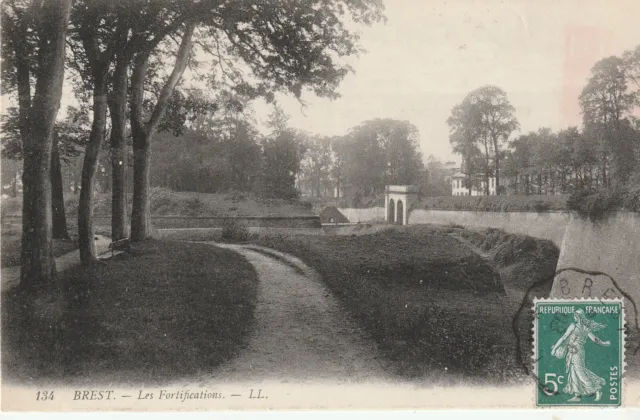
388;198;395;224
384;185;418;225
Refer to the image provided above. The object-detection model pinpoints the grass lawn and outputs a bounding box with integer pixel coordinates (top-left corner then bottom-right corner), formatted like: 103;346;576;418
1;221;80;267
250;225;557;384
1;240;258;386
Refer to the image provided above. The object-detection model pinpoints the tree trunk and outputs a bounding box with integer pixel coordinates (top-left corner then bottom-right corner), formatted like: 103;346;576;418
601;152;607;187
483;143;490;195
494;153;500;195
11;171;18;198
51;138;69;240
537;173;542;194
131;132;152;241
78;81;108;264
109;53;129;240
21;144;56;291
129;23;195;241
20;0;72;291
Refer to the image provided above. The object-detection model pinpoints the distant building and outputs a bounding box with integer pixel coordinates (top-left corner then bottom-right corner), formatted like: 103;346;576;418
450;171;496;196
443;161;458;171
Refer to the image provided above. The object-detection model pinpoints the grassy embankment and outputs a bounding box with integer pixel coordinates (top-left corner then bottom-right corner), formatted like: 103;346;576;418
0;187;314;266
1;240;259;385
249;225;559;383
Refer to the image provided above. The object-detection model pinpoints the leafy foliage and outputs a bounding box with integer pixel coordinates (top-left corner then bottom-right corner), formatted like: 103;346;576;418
260;126;306;199
567;184;640;220
447;85;519;195
220;219;250;242
415;195;570;213
579;54;639;187
334;118;423;198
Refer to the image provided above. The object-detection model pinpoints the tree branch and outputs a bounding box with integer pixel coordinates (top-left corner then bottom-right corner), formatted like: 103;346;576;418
145;22;196;135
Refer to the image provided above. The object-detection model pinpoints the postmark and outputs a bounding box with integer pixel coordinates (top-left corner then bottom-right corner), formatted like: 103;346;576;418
532;298;625;407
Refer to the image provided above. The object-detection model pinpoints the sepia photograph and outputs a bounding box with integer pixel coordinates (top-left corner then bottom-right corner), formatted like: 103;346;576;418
0;0;639;412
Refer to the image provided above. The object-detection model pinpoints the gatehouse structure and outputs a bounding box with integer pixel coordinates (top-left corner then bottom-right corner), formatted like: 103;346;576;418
384;185;418;225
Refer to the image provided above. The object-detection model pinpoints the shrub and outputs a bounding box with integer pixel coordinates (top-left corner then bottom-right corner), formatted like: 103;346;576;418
149;187;178;214
183;197;205;216
567;188;621;221
567;184;640;221
621;184;640;212
220;219;250;242
415;195;569;213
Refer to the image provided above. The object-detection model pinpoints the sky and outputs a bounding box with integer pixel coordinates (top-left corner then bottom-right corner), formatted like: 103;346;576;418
253;0;640;163
2;0;638;165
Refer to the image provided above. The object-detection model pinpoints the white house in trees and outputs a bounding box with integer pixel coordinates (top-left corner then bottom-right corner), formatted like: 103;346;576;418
450;171;497;196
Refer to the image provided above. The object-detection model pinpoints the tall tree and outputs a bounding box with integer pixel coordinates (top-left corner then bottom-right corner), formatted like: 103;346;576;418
69;1;131;263
469;86;519;195
299;135;336;197
125;0;385;239
1;0;73;290
555;127;579;193
447;97;484;195
505;133;535;195
622;45;640;104
1;4;72;238
339;118;422;198
129;21;197;240
330;136;347;200
108;47;130;240
260;105;306;199
579;56;637;187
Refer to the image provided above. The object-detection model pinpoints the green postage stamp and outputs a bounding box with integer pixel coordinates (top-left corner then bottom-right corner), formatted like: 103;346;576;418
533;298;625;407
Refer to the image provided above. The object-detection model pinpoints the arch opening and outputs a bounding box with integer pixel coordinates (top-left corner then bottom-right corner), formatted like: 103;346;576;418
397;200;404;225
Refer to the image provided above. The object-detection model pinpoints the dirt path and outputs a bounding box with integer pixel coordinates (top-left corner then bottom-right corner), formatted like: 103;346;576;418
192;243;391;384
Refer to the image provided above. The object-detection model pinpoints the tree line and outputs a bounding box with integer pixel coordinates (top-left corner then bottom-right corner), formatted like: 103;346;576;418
448;45;640;196
149;114;424;206
296;118;423;205
0;0;386;293
150;103;306;200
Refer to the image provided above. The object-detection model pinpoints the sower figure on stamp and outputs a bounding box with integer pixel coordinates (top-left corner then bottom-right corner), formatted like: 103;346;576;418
551;309;611;402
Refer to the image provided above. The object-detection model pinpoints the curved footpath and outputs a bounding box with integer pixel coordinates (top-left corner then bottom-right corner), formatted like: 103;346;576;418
190;243;392;385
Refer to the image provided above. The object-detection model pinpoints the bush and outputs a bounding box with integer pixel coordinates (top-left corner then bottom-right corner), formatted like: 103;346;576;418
149;187;178;214
220;219;250;242
566;185;640;221
183;197;205;216
621;184;640;211
415;195;569;213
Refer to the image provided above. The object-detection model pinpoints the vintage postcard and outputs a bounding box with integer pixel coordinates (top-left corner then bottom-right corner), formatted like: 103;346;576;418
1;0;639;413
